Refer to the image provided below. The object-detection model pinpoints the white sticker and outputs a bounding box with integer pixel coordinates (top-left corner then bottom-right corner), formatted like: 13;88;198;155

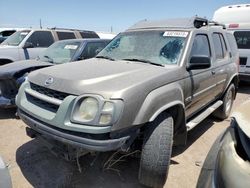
64;45;78;50
163;31;188;37
20;32;29;35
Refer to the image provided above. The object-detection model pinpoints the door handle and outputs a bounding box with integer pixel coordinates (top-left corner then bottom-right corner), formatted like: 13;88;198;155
211;70;216;75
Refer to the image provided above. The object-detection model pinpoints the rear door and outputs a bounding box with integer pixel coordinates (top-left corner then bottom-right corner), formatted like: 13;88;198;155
210;32;229;97
233;31;250;76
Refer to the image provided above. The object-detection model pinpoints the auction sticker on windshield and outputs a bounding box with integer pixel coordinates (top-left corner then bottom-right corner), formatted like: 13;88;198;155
64;45;78;50
163;31;188;37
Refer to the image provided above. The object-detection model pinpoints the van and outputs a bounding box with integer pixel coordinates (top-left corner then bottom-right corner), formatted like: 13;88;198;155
213;4;250;81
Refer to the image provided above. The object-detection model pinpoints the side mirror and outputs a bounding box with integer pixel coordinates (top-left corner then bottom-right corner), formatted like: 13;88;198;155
187;55;211;71
23;42;34;49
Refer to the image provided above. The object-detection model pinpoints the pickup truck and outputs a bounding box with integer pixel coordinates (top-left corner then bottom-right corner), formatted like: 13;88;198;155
16;17;239;188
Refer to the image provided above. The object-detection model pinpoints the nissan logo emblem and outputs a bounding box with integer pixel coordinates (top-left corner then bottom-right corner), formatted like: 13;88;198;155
44;77;54;86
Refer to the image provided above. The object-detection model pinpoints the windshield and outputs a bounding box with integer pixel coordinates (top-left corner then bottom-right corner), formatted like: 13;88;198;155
234;31;250;49
38;40;81;64
97;30;188;65
1;30;30;46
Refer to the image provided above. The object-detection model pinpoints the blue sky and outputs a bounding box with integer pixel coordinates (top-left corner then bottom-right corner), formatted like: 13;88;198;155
1;0;249;33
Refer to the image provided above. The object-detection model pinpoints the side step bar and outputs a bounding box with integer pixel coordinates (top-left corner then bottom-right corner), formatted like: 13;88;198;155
186;100;223;131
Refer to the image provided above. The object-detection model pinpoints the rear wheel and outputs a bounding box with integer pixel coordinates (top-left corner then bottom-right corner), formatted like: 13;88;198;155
213;84;235;120
139;113;173;188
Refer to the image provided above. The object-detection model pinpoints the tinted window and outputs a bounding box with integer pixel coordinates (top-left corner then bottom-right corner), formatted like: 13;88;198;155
80;31;99;38
26;31;54;47
57;32;76;40
212;33;224;59
226;33;238;56
234;31;250;49
191;34;210;57
81;42;108;59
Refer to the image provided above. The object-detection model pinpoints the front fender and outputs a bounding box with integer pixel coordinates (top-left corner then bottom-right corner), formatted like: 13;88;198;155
133;82;184;125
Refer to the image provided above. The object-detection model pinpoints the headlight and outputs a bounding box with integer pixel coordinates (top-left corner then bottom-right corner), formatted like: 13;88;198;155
73;97;99;122
71;95;123;126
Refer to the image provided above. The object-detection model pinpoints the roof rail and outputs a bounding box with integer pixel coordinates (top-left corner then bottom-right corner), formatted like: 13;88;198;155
48;27;95;32
208;21;226;29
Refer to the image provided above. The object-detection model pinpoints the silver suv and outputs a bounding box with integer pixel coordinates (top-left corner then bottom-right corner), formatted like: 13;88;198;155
16;17;239;188
0;29;100;65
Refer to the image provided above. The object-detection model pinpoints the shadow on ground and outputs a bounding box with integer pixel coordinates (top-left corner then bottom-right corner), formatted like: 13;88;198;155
238;82;250;95
16;138;147;188
0;108;16;119
172;117;223;157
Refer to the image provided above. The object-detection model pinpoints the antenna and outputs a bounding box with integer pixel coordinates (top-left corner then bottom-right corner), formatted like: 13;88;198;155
39;19;42;29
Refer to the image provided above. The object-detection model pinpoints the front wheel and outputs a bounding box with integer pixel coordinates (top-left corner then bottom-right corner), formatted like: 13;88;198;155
213;84;235;120
139;113;173;188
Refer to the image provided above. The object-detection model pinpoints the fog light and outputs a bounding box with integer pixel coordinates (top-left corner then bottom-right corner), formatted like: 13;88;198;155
99;114;112;125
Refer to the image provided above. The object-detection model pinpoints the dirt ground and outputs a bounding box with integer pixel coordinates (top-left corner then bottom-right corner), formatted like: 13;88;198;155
0;83;249;188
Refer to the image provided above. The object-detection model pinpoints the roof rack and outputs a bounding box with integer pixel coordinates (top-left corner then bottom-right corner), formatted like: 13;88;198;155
128;16;226;31
208;21;226;29
48;27;95;32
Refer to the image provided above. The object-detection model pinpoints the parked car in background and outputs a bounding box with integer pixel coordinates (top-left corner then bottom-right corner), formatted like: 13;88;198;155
0;28;104;66
0;156;12;188
16;17;239;188
213;4;250;81
0;38;110;108
0;28;26;44
197;100;250;188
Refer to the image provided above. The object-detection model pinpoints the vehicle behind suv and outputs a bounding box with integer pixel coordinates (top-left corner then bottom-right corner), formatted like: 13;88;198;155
213;4;250;81
0;28;104;65
0;38;110;108
16;17;239;188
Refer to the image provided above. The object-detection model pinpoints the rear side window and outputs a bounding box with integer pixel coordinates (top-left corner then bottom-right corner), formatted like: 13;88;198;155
191;34;210;57
57;32;76;40
26;31;54;47
80;31;99;39
234;31;250;49
80;42;108;59
212;33;228;59
226;33;238;56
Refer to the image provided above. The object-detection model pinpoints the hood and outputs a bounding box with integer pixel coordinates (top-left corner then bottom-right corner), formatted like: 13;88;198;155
0;45;19;49
28;58;184;99
232;100;250;138
0;60;52;79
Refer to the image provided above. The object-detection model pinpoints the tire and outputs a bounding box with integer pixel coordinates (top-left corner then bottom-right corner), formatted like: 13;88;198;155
213;84;235;120
139;113;173;188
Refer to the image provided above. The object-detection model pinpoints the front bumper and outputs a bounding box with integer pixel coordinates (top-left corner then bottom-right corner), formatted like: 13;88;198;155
18;109;130;152
197;120;250;188
0;96;15;108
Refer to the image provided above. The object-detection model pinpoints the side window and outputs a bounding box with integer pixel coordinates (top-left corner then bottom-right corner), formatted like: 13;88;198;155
212;33;225;59
80;42;107;59
219;34;228;58
56;32;76;40
226;33;238;57
80;31;99;39
191;34;210;57
26;31;54;47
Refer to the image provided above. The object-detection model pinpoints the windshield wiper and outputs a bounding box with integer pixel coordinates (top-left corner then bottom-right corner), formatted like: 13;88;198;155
122;58;164;67
43;55;54;63
96;55;115;61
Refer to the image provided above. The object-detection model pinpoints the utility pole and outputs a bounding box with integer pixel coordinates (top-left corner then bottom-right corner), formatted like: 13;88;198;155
111;26;113;33
39;19;42;29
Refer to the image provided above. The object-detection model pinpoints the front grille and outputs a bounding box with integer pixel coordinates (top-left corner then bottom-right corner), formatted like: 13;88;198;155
240;57;247;65
26;93;59;113
30;82;69;100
